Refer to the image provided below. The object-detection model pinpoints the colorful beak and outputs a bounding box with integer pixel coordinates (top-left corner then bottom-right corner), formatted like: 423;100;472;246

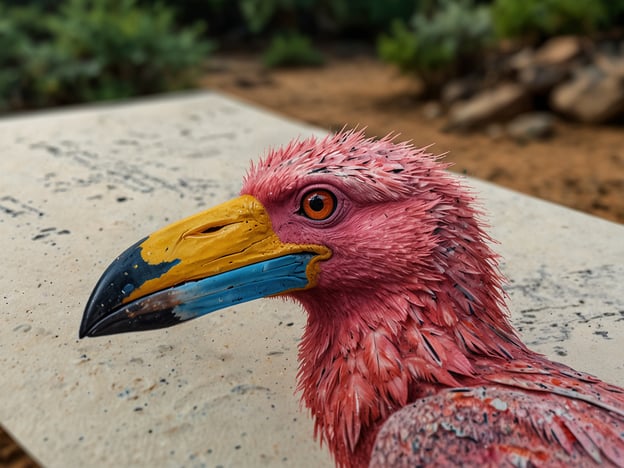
79;195;331;338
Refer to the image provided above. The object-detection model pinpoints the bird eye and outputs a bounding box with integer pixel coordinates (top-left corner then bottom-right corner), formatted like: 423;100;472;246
300;189;337;221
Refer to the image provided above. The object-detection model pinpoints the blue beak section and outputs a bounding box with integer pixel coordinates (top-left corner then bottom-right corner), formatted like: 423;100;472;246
171;253;315;321
82;253;315;337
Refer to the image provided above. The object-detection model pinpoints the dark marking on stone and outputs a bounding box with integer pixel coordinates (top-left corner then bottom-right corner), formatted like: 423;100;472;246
230;384;270;395
0;196;44;218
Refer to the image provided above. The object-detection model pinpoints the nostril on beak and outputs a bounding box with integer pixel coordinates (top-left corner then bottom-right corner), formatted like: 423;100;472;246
185;223;232;239
199;225;224;234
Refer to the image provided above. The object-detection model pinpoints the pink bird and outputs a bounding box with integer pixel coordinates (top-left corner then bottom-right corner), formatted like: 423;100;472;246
80;130;624;467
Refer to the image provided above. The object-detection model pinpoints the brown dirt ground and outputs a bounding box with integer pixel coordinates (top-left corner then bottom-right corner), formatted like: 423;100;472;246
2;50;623;468
0;428;38;468
203;52;624;224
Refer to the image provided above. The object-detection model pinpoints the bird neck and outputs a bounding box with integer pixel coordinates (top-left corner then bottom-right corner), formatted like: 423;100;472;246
296;292;403;467
294;278;529;467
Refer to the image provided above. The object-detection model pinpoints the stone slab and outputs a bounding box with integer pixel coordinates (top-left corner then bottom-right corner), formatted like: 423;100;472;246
0;92;622;467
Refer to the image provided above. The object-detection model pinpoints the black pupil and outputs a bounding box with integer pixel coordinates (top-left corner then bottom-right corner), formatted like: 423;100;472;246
309;194;325;212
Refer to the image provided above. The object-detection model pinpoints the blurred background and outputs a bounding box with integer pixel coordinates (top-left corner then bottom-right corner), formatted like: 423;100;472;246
0;0;623;462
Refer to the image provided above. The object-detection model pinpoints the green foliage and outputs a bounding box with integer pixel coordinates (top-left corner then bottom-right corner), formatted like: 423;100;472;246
262;33;324;68
492;0;608;39
0;6;49;110
237;0;417;35
316;0;417;33
0;0;212;113
378;0;492;93
239;0;314;34
604;0;624;20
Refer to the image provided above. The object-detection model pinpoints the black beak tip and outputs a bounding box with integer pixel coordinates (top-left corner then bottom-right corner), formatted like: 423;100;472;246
79;236;182;338
79;303;104;338
79;281;120;339
77;315;109;339
80;296;184;338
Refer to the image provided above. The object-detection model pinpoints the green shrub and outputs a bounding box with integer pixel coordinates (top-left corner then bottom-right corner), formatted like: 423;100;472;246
262;32;324;68
239;0;315;34
0;6;50;110
0;0;213;113
378;0;493;94
237;0;417;36
492;0;607;40
313;0;417;34
604;0;624;21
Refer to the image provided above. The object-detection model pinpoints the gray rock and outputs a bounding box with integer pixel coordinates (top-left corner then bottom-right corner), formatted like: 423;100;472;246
509;37;586;94
486;123;505;140
507;47;535;72
506;112;555;142
440;78;480;106
595;52;624;79
422;101;443;120
534;36;586;66
518;64;570;94
446;83;532;131
550;66;624;123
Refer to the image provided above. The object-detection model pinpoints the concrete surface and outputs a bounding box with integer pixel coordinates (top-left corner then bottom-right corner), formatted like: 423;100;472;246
0;92;622;467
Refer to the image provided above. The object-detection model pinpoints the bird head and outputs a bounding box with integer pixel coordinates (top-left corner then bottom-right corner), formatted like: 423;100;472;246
80;129;515;347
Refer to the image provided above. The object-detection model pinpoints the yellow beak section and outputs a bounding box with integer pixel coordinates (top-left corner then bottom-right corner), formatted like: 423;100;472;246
79;195;331;338
125;194;330;303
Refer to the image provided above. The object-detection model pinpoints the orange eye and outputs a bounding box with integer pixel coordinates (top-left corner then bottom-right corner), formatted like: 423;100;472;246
301;189;337;221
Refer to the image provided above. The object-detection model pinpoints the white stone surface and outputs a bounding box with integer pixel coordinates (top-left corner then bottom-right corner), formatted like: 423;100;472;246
0;92;622;467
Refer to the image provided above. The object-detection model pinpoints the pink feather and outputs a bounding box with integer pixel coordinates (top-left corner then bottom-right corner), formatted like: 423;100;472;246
241;129;624;467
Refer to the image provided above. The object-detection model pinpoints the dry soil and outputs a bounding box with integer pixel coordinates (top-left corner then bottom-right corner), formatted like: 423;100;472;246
203;53;624;224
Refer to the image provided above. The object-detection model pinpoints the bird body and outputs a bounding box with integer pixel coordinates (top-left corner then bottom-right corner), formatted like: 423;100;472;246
294;250;624;467
81;130;624;467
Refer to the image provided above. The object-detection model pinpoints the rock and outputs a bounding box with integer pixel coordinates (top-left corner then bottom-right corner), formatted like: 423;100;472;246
595;53;624;79
507;47;535;72
518;64;569;94
486;123;505;140
509;37;586;94
422;101;443;120
506;112;555;142
550;66;624;123
534;36;586;66
440;78;479;106
446;83;532;131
